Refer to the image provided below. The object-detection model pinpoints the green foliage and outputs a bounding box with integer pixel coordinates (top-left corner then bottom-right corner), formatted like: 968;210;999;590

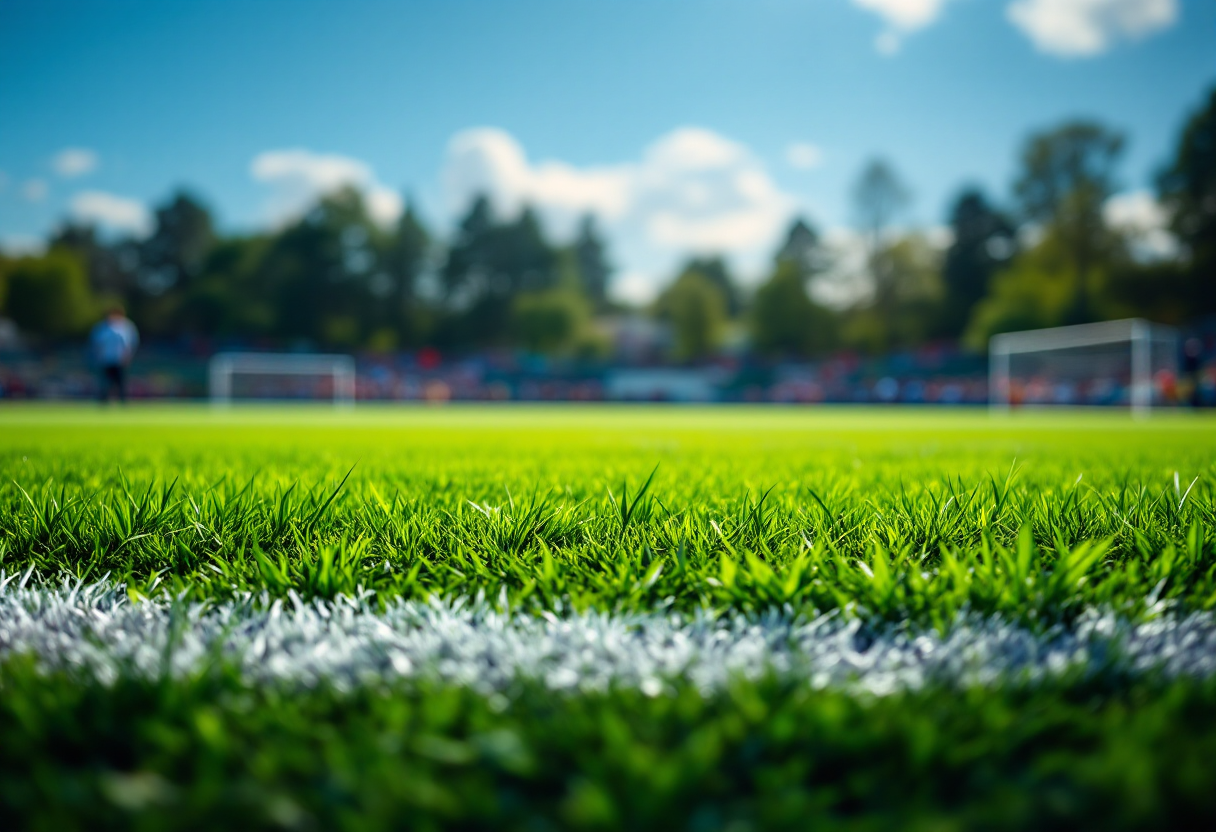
852;158;909;241
655;270;728;361
964;229;1084;347
1;249;97;339
441;198;561;346
256;188;403;347
844;162;949;354
573;215;613;310
963;103;1216;345
750;261;835;358
0;253;10;310
16;94;1215;359
1104;259;1206;325
1157;84;1216;314
963;223;1140;349
138;191;216;295
1013;120;1125;323
511;289;590;354
676;257;739;316
843;234;943;353
940;188;1017;337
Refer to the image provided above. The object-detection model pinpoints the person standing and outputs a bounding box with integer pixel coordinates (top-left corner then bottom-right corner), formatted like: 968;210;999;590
90;305;139;403
1183;337;1205;409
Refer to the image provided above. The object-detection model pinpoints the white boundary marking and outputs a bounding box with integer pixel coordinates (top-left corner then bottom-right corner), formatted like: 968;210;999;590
2;577;1214;695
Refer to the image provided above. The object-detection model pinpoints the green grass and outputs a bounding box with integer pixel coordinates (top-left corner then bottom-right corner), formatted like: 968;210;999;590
2;405;1214;624
5;666;1216;832
3;404;1216;830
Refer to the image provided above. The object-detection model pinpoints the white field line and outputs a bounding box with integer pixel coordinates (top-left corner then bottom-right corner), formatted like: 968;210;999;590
1;578;1215;695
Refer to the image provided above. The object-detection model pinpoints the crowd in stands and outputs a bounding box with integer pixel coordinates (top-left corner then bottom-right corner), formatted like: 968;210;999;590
4;337;1213;407
0;342;993;404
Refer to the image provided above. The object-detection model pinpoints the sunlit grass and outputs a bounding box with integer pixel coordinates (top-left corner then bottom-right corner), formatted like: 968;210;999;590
2;406;1214;626
4;405;1216;829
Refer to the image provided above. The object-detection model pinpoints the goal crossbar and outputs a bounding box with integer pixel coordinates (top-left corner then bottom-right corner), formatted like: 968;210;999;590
989;318;1177;415
209;352;356;406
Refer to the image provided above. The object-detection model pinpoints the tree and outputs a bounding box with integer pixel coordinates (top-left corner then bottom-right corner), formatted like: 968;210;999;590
2;250;96;339
846;160;946;351
852;159;911;312
752;218;836;357
1158;86;1216;315
443;198;557;299
511;289;589;354
0;254;9;312
139;191;216;294
573;215;612;310
843;234;943;353
751;261;835;357
176;235;275;337
774;217;830;276
241;186;398;347
1013;121;1125;323
378;202;432;346
655;270;727;361
675;257;739;316
963;229;1106;349
49;223;138;298
441;196;558;345
854;160;910;241
940;189;1017;337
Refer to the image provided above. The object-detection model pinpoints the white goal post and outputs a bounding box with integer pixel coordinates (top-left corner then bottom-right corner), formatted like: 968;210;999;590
208;352;356;406
989;319;1178;416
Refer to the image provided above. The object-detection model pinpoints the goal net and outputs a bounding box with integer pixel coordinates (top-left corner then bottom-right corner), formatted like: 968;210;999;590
208;353;356;406
989;319;1178;414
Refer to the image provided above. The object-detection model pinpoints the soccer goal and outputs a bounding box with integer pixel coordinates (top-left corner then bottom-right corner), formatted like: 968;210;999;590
989;319;1178;415
208;353;357;407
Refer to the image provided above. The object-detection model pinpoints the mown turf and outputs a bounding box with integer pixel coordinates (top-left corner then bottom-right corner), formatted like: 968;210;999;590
5;665;1216;832
2;404;1216;830
1;405;1214;624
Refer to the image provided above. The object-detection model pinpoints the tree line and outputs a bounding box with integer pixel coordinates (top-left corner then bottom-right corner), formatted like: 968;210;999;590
1;87;1212;360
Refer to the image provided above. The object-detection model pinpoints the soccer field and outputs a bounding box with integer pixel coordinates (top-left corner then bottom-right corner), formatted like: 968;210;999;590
2;405;1216;830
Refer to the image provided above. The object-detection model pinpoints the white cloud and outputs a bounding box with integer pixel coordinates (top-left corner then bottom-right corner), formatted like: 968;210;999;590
1006;0;1178;57
808;224;954;310
22;179;48;202
874;30;904;55
1104;189;1178;260
612;271;660;306
52;148;98;178
925;224;955;250
812;227;873;309
250;149;403;228
852;0;1176;57
0;234;46;257
22;178;48;203
443;128;632;227
70;191;152;237
441;127;796;303
854;0;950;29
851;0;952;54
785;142;824;171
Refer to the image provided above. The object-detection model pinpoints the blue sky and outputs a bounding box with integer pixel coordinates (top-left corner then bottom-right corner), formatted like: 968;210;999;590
0;0;1212;300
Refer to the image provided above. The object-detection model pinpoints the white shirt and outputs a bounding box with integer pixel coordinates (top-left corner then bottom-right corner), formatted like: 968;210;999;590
91;317;139;366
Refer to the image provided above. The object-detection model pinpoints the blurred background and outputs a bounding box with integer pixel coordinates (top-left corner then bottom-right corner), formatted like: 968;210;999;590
0;0;1213;405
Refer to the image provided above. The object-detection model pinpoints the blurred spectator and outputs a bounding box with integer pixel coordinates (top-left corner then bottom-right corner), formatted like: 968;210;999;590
1183;338;1204;408
90;305;139;403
